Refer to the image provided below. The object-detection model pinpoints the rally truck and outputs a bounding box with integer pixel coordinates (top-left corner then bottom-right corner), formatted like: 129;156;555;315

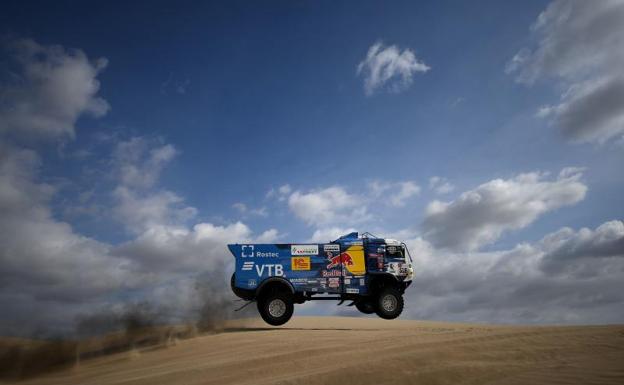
229;232;414;325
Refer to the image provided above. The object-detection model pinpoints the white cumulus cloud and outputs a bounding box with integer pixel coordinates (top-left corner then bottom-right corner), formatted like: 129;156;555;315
539;220;624;276
507;0;624;144
423;168;587;251
402;220;624;324
307;227;358;243
357;41;430;95
388;181;421;207
0;38;109;139
429;176;455;195
0;39;277;335
368;180;421;207
288;186;369;227
112;137;177;190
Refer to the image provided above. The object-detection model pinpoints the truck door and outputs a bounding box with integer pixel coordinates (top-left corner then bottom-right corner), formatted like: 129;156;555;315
365;242;385;272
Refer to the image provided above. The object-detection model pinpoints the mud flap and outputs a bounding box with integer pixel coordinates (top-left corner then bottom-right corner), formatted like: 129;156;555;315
234;300;255;312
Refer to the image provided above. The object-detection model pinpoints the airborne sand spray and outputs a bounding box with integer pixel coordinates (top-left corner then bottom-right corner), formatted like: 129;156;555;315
75;260;256;337
0;262;258;380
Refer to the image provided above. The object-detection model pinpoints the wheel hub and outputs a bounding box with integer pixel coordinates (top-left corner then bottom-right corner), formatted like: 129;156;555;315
268;298;286;318
381;294;397;312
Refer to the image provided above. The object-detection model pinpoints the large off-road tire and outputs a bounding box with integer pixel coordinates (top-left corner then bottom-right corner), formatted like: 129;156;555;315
355;300;376;314
230;273;254;300
257;291;294;326
375;288;404;319
230;273;236;293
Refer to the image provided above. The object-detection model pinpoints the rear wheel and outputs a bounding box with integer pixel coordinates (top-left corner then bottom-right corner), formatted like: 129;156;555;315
257;291;294;326
375;288;404;319
230;273;254;300
355;300;376;314
230;273;236;293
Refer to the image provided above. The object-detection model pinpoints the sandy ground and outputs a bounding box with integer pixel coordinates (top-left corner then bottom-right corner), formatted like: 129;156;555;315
8;316;624;385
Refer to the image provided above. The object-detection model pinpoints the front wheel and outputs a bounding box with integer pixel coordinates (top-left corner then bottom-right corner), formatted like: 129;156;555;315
257;292;294;326
375;288;404;319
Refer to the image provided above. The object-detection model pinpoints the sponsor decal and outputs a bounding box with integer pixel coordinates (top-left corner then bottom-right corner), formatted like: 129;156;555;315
387;246;397;253
247;279;257;287
254;264;284;277
346;288;359;294
368;253;382;258
291;245;319;255
326;245;365;276
289;278;307;283
291;256;311;270
320;279;327;288
242;245;254;258
344;278;351;285
311;287;318;292
326;252;354;269
344;240;363;246
387;263;407;275
242;245;278;258
359;278;365;286
255;251;279;258
322;270;342;277
328;278;340;288
323;244;340;253
387;263;408;275
377;247;385;253
242;261;254;271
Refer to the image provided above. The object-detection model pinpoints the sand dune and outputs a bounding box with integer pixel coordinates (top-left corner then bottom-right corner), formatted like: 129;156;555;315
7;317;624;385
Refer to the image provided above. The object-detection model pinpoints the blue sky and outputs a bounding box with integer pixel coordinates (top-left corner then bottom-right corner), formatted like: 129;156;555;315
1;0;624;334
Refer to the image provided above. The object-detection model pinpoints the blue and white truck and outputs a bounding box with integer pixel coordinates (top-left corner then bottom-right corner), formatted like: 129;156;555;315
229;232;414;325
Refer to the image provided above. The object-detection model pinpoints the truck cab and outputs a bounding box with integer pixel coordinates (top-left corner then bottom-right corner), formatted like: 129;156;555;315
229;232;413;325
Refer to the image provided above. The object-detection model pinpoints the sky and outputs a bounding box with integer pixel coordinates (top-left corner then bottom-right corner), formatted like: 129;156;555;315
1;0;624;336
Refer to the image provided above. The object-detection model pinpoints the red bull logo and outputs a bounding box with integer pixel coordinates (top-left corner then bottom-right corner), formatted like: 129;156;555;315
326;252;354;270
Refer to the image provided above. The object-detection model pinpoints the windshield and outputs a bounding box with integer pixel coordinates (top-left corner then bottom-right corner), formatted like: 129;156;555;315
385;245;404;261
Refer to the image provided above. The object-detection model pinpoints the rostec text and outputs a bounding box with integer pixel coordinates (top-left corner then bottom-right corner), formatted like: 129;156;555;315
255;251;279;258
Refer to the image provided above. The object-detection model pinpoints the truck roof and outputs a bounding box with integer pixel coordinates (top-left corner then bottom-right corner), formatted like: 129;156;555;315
227;232;389;248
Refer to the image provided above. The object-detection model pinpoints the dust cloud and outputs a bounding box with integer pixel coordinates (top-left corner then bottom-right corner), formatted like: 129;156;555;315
0;265;258;380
